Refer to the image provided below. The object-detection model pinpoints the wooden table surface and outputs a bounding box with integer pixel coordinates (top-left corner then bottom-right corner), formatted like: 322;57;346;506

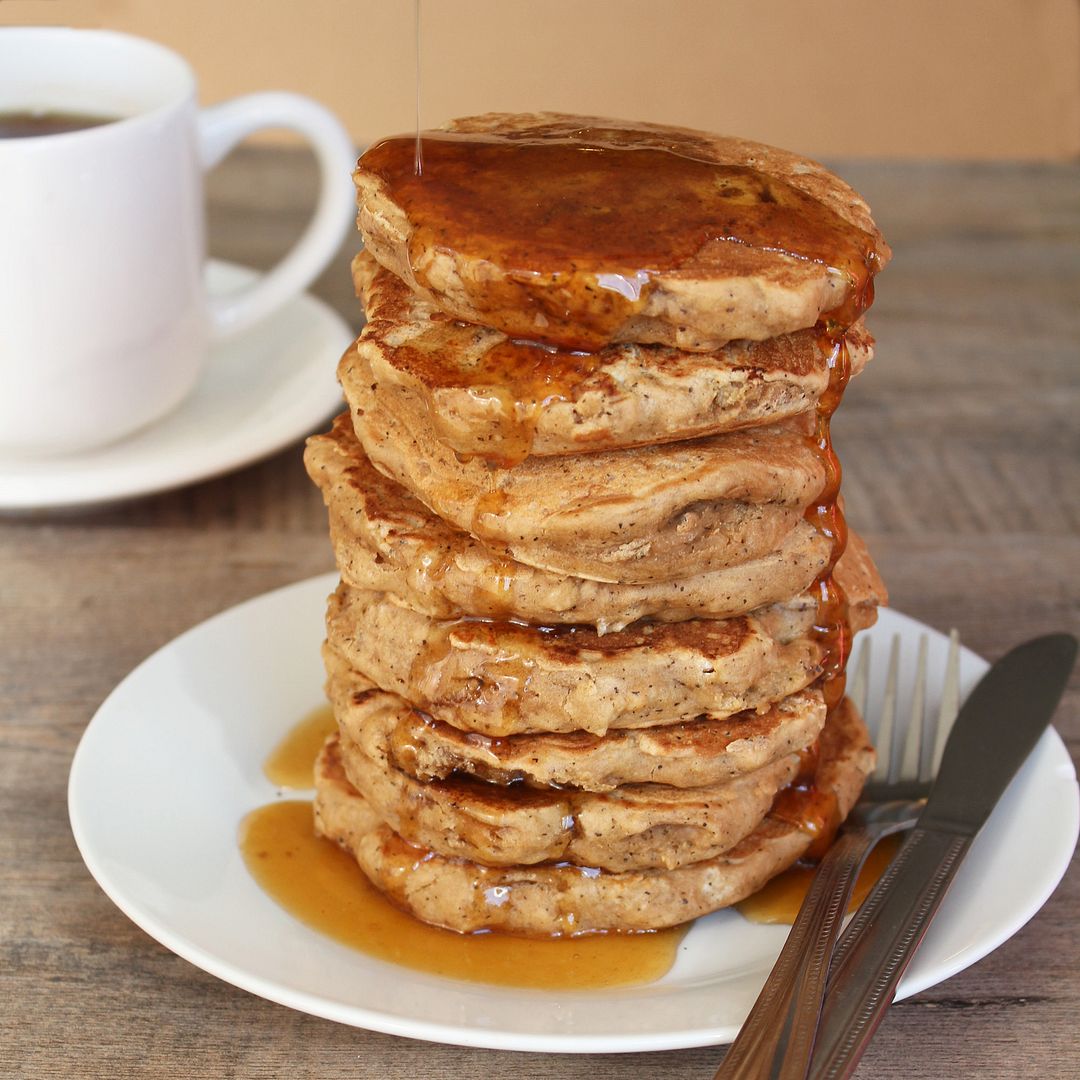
2;149;1077;1079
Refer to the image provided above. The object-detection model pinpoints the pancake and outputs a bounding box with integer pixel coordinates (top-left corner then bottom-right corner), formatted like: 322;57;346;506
350;250;874;464
324;653;827;791
305;413;833;631
340;359;826;584
323;578;881;737
334;700;798;871
354;113;890;352
313;695;874;934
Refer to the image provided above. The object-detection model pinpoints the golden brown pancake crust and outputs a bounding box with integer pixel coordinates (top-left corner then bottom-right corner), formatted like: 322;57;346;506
322;577;881;738
334;697;799;871
341;354;827;584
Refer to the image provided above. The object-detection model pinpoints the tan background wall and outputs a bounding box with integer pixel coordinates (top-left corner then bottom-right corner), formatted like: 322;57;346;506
3;0;1079;159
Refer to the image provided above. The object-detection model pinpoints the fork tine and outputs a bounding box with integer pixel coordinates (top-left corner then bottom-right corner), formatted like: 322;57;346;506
882;635;903;784
932;629;962;771
907;634;929;780
849;637;871;721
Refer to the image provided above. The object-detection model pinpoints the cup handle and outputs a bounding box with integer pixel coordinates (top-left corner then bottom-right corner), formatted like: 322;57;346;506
196;92;357;340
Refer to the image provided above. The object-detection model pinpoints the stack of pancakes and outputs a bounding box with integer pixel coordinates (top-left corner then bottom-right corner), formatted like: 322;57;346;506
305;113;890;935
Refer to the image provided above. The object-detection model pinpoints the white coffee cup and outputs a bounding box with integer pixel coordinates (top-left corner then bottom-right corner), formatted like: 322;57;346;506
0;27;357;456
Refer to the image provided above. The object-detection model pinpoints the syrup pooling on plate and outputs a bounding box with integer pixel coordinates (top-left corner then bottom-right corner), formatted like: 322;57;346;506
263;704;337;788
250;711;686;988
737;833;903;924
240;799;687;989
360;122;882;351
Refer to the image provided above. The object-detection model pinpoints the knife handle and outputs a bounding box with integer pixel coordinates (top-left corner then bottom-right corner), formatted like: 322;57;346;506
807;826;972;1080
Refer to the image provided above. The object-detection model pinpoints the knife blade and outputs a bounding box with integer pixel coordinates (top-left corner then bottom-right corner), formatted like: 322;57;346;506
806;632;1077;1080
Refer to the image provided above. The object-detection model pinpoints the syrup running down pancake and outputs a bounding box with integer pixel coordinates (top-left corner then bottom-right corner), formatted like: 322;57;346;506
305;412;837;630
349;249;875;464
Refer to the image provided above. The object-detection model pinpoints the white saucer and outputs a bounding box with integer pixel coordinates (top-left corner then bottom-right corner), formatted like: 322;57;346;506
67;578;1079;1053
0;261;353;512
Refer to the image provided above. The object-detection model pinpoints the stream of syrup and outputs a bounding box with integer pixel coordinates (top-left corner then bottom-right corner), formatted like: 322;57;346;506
413;0;423;175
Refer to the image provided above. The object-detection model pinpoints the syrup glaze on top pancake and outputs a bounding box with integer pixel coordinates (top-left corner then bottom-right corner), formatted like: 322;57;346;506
355;112;891;352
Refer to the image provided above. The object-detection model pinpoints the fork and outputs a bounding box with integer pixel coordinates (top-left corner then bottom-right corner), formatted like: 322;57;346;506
715;629;962;1080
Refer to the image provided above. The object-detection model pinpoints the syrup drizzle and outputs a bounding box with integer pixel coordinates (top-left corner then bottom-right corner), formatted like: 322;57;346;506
413;0;423;175
771;264;877;835
805;330;854;713
769;742;841;861
803;257;877;708
396;334;605;467
406;614;537;731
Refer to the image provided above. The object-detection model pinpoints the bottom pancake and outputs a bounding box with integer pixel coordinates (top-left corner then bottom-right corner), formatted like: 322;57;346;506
313;696;873;935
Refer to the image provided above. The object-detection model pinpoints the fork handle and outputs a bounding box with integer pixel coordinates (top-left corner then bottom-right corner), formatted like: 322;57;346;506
806;827;972;1080
714;827;878;1080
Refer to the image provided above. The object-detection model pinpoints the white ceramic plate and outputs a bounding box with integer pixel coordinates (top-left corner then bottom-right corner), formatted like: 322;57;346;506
0;261;352;512
68;574;1078;1053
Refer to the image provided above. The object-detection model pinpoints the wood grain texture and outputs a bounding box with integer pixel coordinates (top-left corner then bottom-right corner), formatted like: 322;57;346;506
1;149;1077;1079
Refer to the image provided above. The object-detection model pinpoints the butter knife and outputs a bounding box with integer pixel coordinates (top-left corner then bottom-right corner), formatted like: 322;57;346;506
806;632;1077;1080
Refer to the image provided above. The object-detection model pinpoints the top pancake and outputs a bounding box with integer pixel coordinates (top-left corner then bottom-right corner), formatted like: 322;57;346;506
351;250;873;464
354;112;890;352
